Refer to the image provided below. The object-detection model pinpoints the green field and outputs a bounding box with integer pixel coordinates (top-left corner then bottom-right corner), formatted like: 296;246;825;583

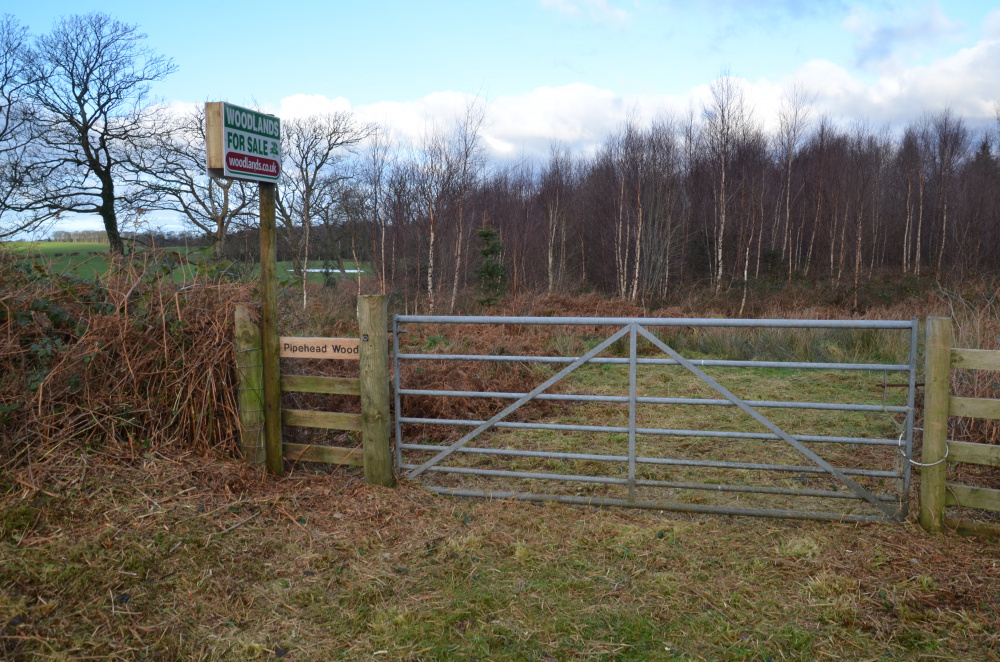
0;241;364;284
2;241;112;280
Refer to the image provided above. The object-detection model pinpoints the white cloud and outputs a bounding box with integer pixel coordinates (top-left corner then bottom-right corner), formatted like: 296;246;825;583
166;99;199;117
355;91;473;140
278;94;352;118
984;9;1000;40
245;28;1000;160
797;36;1000;123
843;3;962;68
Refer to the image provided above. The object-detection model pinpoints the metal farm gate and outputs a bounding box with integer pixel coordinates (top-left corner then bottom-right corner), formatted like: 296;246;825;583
392;316;919;522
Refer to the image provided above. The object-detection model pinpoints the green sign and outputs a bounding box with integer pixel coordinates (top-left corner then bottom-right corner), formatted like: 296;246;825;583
207;102;281;183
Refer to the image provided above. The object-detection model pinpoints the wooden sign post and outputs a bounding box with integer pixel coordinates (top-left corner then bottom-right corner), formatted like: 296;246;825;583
259;182;282;475
207;102;284;475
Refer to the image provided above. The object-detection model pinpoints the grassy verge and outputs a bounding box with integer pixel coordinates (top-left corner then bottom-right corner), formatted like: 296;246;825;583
2;452;999;660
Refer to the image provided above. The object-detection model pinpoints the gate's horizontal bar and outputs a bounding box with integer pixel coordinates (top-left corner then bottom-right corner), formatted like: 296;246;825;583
396;353;910;372
950;395;1000;421
398;418;900;446
400;443;901;477
282;409;362;431
950;348;1000;371
282;374;360;395
945;483;1000;512
398;462;898;501
400;418;626;433
397;388;910;413
396;315;914;330
947;440;1000;467
284;442;362;466
423;487;892;523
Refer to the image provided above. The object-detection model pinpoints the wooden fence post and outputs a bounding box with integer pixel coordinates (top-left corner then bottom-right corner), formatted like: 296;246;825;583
920;316;952;533
358;295;394;486
234;306;265;464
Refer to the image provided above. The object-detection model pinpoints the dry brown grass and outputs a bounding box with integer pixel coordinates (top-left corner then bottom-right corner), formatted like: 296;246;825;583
0;250;255;466
2;450;999;660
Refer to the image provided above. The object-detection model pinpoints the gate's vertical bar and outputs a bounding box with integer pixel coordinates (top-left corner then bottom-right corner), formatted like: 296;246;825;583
628;323;637;503
920;316;952;533
902;318;918;498
393;316;403;471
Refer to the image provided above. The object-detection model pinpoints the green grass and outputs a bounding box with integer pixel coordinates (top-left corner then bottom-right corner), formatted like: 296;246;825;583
2;241;110;255
1;241;366;284
2;241;113;280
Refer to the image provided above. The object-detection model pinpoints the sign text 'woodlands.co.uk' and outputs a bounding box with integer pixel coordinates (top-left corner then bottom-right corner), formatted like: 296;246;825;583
206;102;280;183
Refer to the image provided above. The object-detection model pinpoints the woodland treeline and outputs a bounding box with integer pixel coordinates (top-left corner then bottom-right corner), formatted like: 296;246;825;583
3;13;1000;310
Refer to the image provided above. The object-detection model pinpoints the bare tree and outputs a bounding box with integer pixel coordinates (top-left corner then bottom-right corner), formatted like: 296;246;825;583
777;82;812;279
20;13;175;253
541;141;571;293
416;127;455;314
929;108;968;277
641;117;685;300
277;112;367;307
611;118;647;301
0;15;40;238
447;99;487;313
131;106;256;254
896;127;922;275
703;73;753;293
358;125;393;293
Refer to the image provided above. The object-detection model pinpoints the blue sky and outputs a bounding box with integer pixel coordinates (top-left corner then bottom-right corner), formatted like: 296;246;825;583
12;1;1000;146
9;0;1000;233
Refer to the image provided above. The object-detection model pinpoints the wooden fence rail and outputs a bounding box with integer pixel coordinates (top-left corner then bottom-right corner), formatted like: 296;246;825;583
920;316;1000;536
234;295;393;486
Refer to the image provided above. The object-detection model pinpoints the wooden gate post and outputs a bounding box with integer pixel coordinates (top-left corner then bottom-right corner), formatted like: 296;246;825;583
358;295;394;486
920;316;952;533
234;306;265;464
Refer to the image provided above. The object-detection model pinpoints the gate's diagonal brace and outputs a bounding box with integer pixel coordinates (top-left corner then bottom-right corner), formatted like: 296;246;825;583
407;325;631;479
636;326;898;519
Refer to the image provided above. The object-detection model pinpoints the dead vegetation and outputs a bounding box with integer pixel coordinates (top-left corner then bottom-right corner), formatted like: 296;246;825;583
1;450;999;660
0;250;254;466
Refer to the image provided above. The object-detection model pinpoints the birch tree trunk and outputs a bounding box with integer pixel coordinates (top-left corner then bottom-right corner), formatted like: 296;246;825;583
915;171;924;276
427;205;436;314
630;182;643;301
